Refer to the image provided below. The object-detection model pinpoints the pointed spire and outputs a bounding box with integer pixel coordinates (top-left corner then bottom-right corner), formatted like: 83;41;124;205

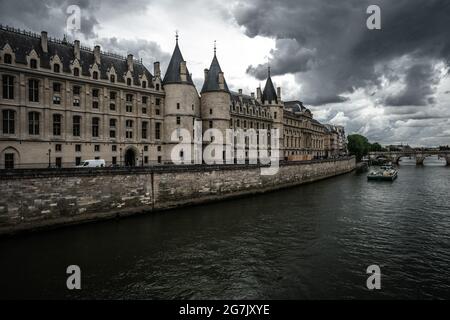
201;48;229;94
163;33;194;86
262;65;278;104
175;30;179;44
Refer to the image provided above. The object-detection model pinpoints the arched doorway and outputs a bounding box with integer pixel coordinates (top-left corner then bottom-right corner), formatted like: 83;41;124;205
124;148;136;167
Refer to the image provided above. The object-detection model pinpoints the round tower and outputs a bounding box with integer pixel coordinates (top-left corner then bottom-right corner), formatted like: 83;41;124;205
162;35;200;164
261;67;284;160
200;45;231;163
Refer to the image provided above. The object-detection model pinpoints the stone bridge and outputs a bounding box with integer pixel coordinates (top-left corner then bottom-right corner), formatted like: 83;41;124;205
369;151;450;165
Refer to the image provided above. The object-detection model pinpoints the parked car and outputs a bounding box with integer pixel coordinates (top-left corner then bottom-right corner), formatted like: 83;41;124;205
76;159;106;168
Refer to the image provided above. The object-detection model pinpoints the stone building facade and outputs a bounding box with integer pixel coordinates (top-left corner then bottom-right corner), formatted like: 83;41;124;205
0;26;344;169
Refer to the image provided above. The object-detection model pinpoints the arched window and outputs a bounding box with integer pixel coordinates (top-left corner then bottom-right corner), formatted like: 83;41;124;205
156;84;160;90
4;54;12;64
73;67;80;77
142;81;147;89
110;74;115;83
127;78;132;86
53;64;60;73
28;112;40;135
93;71;99;80
2;109;15;134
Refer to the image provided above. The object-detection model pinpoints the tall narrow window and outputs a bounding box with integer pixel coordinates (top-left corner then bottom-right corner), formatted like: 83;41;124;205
53;64;60;73
92;117;100;137
110;74;115;82
53;114;62;136
73;67;80;76
2;75;14;99
73;115;81;136
142;121;148;139
127;78;132;86
93;71;99;80
155;122;161;140
28;112;40;135
126;120;133;139
4;153;14;169
30;59;37;69
4;54;12;64
28;79;39;102
142;81;147;89
109;119;116;138
2;110;15;134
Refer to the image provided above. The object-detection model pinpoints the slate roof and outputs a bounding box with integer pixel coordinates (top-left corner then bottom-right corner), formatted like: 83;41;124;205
262;71;278;104
0;26;154;87
201;54;229;93
162;41;194;86
230;91;261;106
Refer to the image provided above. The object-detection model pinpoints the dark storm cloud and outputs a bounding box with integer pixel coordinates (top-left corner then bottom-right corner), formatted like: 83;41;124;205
234;0;450;106
0;0;150;39
0;0;170;70
97;37;171;73
385;62;440;106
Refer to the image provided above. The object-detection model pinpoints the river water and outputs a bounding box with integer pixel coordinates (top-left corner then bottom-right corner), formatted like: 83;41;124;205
1;159;449;299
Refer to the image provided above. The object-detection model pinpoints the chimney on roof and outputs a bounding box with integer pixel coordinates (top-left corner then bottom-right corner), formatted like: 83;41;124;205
204;68;209;80
180;61;187;81
74;40;80;60
238;89;242;95
257;87;262;101
127;54;134;72
41;31;48;53
94;45;101;65
154;62;161;77
251;92;255;99
277;87;281;100
218;72;225;90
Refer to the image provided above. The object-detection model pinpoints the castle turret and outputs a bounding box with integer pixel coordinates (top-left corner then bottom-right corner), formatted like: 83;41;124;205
162;34;200;164
262;67;284;159
200;43;231;163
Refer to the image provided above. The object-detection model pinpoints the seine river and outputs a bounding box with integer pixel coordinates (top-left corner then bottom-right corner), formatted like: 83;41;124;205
1;158;449;299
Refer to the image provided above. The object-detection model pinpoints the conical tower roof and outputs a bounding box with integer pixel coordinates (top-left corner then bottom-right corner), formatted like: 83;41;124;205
262;67;278;104
201;52;229;93
163;38;194;85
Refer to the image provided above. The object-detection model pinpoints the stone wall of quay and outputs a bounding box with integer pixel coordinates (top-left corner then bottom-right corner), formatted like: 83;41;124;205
0;157;355;235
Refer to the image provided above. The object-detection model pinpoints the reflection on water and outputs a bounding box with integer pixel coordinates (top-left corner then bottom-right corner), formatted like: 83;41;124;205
0;165;449;299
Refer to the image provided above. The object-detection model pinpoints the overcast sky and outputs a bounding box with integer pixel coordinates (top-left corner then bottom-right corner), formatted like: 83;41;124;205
1;0;449;146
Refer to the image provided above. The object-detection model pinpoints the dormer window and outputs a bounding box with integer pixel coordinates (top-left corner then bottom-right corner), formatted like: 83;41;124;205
93;71;99;80
127;78;132;86
156;84;160;90
73;67;80;77
4;54;12;64
30;59;37;69
142;81;147;89
53;64;60;73
110;74;115;83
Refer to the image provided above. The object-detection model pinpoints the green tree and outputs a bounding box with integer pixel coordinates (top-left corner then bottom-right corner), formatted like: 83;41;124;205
347;134;370;161
369;142;384;152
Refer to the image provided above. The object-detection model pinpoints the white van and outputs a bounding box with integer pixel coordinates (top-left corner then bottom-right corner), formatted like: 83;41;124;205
76;159;106;168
